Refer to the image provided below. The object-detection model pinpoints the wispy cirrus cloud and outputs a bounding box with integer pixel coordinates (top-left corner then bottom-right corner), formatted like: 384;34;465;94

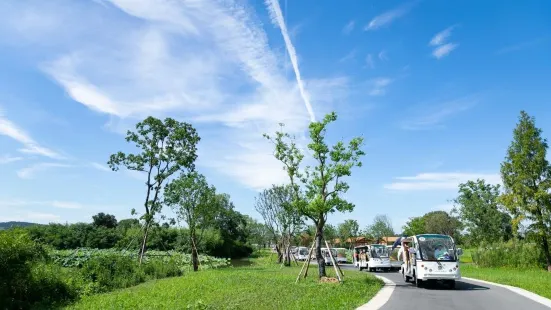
365;54;375;69
1;0;349;191
265;0;315;122
364;2;417;31
339;49;357;63
378;50;388;61
429;25;459;59
496;37;548;54
0;199;84;209
0;109;64;159
368;78;393;96
0;155;23;164
17;162;73;179
89;162;111;172
342;20;355;35
384;172;501;191
400;95;478;130
432;43;458;59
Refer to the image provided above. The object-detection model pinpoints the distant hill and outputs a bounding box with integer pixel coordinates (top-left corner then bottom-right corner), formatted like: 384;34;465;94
0;221;39;230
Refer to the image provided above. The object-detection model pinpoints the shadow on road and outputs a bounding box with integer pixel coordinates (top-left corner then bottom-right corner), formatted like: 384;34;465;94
421;280;490;291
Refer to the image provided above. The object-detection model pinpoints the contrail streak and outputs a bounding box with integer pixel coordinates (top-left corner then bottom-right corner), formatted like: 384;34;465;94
265;0;316;122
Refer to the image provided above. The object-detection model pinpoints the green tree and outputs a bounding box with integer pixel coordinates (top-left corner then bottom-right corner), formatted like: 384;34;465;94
92;213;118;229
108;116;200;263
254;185;303;265
323;224;338;243
500;111;551;271
164;172;218;271
264;112;365;277
402;216;425;236
367;215;395;243
423;211;462;238
337;219;360;248
244;216;271;249
454;179;513;245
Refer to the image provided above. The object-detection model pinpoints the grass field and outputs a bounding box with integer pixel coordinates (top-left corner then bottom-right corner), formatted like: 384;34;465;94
67;257;383;309
460;264;551;299
459;249;551;299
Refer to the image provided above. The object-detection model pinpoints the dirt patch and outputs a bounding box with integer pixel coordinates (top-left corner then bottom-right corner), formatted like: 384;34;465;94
319;277;340;283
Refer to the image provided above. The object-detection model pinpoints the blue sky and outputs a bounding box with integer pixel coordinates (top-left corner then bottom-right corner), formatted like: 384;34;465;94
1;0;550;232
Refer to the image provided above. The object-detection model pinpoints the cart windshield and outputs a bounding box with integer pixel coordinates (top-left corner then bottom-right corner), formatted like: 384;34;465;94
417;235;457;262
370;245;389;258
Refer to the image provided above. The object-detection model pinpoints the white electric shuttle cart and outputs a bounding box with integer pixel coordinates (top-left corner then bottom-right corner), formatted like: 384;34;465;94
354;244;392;271
400;234;463;288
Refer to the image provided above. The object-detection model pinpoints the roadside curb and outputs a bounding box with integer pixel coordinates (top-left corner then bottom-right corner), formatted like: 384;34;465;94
463;277;551;309
356;275;395;310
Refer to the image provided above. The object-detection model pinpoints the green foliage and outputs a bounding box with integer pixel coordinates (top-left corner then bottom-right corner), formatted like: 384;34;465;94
0;229;79;309
500;110;551;269
49;249;230;270
366;215;394;242
107;116;201;260
471;241;545;269
92;212;117;229
454;179;513;245
337;219;360;246
67;263;383;310
264;112;365;277
165;172;220;270
323;223;338;241
422;211;462;238
402;216;425;236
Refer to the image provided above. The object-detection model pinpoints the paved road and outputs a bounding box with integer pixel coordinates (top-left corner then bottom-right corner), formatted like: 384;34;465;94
340;265;550;310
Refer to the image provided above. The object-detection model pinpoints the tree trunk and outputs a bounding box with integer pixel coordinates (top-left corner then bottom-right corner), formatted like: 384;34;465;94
191;229;199;272
275;244;283;264
138;221;150;264
315;225;326;278
541;233;551;272
284;235;291;266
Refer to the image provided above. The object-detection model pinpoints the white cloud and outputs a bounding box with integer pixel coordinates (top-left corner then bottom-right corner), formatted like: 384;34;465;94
2;0;349;191
429;26;459;59
368;78;393;96
364;2;416;31
17;163;73;179
90;162;111;172
265;0;315;122
0;155;23;164
429;26;456;46
0;198;126;215
365;54;375;69
0;212;61;223
0;109;64;159
384;172;501;191
0;199;82;209
496;37;548;54
342;20;355;35
400;95;478;130
378;50;388;61
432;43;459;59
339;49;357;63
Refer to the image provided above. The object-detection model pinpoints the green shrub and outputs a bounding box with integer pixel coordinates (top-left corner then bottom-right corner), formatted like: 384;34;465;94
472;241;545;268
79;254;146;293
0;229;78;309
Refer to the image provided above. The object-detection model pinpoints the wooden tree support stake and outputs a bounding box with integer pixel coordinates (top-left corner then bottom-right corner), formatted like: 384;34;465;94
295;241;316;283
325;239;344;283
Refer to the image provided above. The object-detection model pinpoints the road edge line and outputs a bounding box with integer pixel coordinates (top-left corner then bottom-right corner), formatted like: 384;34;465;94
356;275;396;310
463;277;551;308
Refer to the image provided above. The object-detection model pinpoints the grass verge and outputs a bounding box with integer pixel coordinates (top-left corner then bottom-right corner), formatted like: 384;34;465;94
67;261;383;309
461;264;551;299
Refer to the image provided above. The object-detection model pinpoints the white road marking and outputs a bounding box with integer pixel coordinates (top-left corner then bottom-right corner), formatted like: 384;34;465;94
463;277;551;309
356;275;396;310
